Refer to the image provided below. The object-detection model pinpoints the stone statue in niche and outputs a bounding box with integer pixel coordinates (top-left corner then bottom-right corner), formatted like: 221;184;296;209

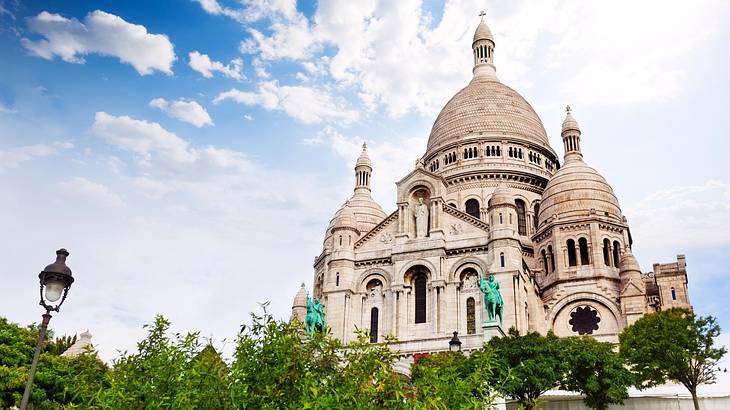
462;272;478;289
415;198;429;238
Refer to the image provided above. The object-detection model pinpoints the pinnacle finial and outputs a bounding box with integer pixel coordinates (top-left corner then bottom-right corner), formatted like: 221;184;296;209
479;10;486;20
566;105;572;114
362;142;367;151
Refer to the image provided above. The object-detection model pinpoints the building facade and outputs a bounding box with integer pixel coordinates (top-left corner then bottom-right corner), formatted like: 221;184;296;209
292;17;691;355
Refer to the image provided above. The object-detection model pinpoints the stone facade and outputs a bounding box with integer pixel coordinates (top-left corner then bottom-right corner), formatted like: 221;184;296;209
293;17;691;357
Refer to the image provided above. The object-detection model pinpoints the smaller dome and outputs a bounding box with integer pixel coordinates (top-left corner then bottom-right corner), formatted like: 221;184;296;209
356;143;371;168
292;283;307;308
539;160;622;226
473;20;493;43
331;203;358;232
489;183;512;207
619;249;641;273
562;106;580;134
61;330;93;357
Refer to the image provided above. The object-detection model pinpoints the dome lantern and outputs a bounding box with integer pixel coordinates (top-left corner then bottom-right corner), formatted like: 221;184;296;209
472;11;497;79
561;105;583;162
354;142;372;193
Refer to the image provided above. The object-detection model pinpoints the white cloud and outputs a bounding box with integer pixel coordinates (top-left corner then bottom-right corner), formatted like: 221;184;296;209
243;114;253;120
149;97;214;127
21;10;176;75
91;112;249;172
58;177;125;209
304;126;426;209
213;81;359;124
204;0;729;116
0;142;71;171
626;180;730;251
188;51;244;81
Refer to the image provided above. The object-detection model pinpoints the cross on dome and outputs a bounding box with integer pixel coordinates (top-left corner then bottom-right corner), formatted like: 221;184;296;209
479;10;486;20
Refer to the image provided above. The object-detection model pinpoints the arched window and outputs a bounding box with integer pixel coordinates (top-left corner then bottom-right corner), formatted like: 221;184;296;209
613;241;621;267
466;297;476;334
541;249;549;274
671;287;677;300
448;203;457;208
336;273;340;287
465;198;480;219
533;203;540;230
603;239;611;266
499;213;503;224
370;307;379;343
567;239;577;267
500;252;505;268
414;273;427;324
548;245;555;272
579;238;590;265
515;199;527;236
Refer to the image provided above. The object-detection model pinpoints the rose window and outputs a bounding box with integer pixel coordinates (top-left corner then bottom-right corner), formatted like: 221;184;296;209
569;306;600;335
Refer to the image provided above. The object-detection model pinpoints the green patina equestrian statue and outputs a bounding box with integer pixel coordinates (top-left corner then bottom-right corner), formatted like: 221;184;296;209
479;274;504;325
305;294;327;334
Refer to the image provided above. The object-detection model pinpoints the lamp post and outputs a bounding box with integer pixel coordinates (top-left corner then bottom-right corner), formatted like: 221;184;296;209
20;249;75;410
449;331;462;352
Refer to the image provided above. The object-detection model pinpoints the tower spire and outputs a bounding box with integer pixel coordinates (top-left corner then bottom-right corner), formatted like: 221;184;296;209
354;142;372;193
472;12;496;79
561;105;583;162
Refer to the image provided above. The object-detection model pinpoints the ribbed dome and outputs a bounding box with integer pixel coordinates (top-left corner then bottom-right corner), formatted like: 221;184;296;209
325;195;386;240
619;250;641;273
489;183;512;207
473;20;493;42
356;143;371;168
538;158;622;226
562;109;580;134
425;76;553;156
292;283;307;308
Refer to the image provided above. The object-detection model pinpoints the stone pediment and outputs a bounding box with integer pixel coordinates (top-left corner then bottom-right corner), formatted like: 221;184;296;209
396;167;447;202
354;211;398;250
620;279;645;297
441;203;489;237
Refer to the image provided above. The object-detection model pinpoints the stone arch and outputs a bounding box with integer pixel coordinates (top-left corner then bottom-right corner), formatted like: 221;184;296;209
399;259;437;283
356;269;391;293
399;179;438;203
549;292;625;336
449;256;488;282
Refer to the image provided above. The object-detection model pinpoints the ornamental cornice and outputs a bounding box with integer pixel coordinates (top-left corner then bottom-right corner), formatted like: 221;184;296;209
598;223;625;234
441;202;490;231
557;223;591;232
355;257;393;268
532;228;553;243
444;171;547;194
445;244;489;256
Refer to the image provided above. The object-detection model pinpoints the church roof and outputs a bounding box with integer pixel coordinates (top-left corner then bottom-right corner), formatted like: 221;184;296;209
473;19;493;43
425;20;554;158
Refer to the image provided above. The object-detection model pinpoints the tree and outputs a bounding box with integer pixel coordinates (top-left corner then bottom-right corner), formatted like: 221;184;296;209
487;328;565;410
0;317;108;409
98;315;230;409
620;308;727;410
561;336;632;410
411;349;498;409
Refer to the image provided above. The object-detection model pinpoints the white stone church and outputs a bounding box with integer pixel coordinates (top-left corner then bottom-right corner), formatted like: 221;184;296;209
291;17;691;356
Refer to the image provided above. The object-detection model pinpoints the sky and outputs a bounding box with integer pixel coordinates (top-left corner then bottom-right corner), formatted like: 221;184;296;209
1;0;729;373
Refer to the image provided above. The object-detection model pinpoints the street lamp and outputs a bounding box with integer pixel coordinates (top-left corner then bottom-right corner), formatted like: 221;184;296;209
20;249;75;410
449;331;462;352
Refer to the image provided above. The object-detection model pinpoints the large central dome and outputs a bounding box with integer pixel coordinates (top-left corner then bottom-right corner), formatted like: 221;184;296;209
426;76;552;155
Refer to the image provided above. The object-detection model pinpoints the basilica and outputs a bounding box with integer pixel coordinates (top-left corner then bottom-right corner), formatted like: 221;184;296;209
291;17;691;356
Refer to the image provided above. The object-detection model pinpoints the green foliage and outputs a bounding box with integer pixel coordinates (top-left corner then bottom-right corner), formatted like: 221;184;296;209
0;317;107;409
411;349;497;409
620;308;727;409
487;328;565;410
46;335;78;356
561;336;632;410
97;315;229;410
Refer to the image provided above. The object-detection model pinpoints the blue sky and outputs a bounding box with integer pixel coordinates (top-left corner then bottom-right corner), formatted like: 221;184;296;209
1;0;729;366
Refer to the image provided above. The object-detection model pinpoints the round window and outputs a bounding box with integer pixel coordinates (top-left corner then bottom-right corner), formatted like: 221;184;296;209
568;306;601;335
